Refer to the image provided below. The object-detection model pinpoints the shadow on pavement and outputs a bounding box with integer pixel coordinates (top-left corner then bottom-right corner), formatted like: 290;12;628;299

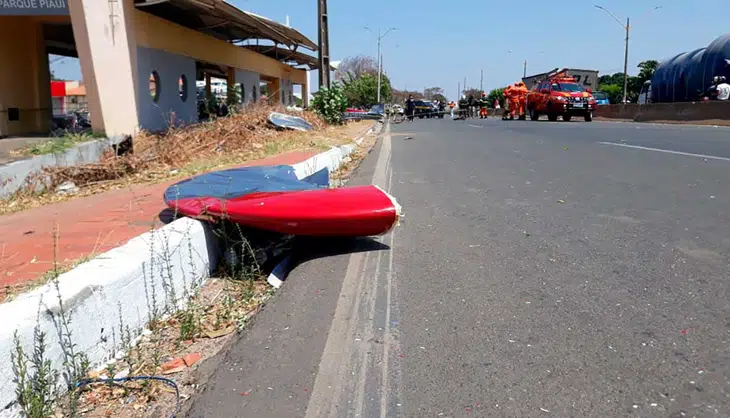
289;236;390;270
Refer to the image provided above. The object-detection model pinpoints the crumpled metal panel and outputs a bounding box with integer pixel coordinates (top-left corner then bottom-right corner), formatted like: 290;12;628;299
164;165;326;209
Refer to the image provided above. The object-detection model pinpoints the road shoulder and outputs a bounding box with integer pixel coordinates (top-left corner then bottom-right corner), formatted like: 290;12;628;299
184;131;386;418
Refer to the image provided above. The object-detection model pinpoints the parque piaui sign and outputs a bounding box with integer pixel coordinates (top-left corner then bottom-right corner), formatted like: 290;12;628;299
0;0;69;16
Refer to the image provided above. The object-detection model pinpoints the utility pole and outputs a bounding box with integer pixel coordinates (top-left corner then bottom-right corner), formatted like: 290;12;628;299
376;29;382;103
365;27;397;104
523;60;527;78
595;5;660;104
317;0;330;89
480;70;483;92
463;77;466;95
379;51;384;102
623;17;630;104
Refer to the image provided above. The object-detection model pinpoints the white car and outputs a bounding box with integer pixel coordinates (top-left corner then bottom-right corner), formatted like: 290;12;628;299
195;80;227;95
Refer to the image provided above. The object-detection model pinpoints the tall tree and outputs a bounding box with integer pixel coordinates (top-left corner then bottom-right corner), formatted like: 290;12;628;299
334;55;378;82
486;88;504;107
599;73;625;86
342;73;392;108
423;87;447;103
462;88;484;99
598;84;623;104
423;87;444;100
392;89;424;104
637;60;658;82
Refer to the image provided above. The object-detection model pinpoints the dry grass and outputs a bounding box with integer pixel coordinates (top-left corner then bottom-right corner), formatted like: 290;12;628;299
0;104;371;215
67;277;272;417
330;126;381;186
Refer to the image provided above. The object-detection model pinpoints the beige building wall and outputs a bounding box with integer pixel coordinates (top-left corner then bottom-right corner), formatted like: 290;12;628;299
133;10;308;86
0;4;309;138
68;0;140;137
0;16;53;137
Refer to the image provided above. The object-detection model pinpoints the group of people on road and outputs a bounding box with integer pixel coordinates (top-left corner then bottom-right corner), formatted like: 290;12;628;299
403;96;448;122
447;81;529;122
502;81;529;120
453;95;483;119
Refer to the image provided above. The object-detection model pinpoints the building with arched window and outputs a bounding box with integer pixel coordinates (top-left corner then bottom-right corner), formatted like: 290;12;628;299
0;0;320;138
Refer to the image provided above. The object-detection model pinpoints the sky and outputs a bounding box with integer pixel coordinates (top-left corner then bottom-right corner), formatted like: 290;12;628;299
52;0;727;101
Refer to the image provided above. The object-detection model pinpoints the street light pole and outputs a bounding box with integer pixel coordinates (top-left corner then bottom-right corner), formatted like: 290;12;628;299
623;17;630;104
378;28;383;104
366;26;397;104
595;5;660;103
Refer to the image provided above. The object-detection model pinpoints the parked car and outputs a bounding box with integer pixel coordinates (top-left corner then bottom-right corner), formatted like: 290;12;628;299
414;100;433;118
592;91;610;105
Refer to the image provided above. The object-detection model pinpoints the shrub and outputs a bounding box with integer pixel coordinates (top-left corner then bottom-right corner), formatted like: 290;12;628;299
311;84;348;125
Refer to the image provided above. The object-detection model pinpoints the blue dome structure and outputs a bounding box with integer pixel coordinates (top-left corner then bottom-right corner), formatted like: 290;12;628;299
652;33;730;102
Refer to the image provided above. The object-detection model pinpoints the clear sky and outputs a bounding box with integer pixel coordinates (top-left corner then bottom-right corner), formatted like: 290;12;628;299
52;0;726;100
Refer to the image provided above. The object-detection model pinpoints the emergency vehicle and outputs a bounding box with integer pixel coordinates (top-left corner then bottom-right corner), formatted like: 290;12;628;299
526;72;597;122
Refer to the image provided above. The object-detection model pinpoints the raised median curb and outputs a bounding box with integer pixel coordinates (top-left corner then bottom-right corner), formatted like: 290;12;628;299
595;101;730;126
0;121;381;416
0;135;128;198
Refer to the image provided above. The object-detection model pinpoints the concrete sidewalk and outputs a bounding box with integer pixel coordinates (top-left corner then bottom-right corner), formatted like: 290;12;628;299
0;150;316;291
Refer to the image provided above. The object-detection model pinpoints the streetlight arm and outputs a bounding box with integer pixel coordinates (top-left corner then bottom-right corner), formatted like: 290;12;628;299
380;27;398;40
632;6;661;26
594;5;626;28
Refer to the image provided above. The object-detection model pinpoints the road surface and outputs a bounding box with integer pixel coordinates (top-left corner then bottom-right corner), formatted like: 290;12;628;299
187;118;730;417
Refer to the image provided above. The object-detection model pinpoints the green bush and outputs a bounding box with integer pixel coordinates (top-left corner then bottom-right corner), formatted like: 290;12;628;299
486;88;505;108
312;84;348;125
341;73;392;108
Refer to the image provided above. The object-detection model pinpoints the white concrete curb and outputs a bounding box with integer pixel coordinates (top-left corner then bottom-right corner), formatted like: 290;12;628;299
0;121;380;416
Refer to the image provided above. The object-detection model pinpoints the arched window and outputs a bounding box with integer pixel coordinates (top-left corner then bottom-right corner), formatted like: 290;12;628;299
179;75;188;102
149;71;160;102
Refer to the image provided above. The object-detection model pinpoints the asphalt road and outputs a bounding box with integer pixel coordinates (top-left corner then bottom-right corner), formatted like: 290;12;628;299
187;118;730;417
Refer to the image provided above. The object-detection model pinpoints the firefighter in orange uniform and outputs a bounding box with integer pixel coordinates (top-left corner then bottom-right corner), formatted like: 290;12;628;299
502;84;516;120
514;81;528;120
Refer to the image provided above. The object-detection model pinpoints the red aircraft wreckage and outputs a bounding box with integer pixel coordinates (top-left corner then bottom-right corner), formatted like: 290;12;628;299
163;165;402;237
